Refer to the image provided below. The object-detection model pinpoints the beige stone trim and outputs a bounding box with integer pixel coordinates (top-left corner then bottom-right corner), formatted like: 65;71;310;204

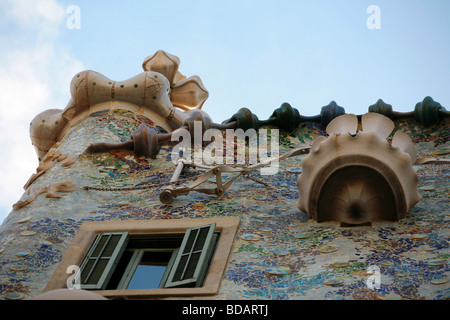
44;217;240;299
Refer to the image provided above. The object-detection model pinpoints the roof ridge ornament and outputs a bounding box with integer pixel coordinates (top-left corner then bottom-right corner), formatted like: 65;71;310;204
142;50;209;111
30;50;209;160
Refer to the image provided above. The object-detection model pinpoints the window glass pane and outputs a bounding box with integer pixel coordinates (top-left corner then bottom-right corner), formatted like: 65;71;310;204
127;265;167;289
126;251;173;289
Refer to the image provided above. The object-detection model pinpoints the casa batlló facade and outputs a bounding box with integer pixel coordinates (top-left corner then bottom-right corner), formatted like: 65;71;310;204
0;51;449;300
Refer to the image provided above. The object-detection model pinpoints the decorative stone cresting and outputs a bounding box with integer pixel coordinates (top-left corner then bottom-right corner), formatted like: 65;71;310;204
297;112;421;225
222;98;448;133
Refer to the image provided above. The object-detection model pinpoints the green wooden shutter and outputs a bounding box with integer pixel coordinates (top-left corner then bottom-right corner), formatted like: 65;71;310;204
78;232;129;290
163;223;217;288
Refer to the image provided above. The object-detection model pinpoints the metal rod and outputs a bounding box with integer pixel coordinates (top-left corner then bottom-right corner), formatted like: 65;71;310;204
170;160;185;183
159;160;186;205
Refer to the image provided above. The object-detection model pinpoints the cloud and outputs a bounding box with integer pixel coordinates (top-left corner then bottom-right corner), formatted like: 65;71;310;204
0;0;85;224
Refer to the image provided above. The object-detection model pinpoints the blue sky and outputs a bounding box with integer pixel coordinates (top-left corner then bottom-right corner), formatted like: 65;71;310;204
0;0;449;224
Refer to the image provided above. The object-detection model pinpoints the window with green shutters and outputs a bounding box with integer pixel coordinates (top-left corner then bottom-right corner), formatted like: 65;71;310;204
164;223;217;288
77;223;217;290
79;232;129;290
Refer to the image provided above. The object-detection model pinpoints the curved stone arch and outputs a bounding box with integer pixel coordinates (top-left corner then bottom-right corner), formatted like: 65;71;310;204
309;156;406;223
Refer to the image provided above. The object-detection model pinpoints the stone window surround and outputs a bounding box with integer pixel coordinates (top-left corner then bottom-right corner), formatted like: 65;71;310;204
44;217;240;299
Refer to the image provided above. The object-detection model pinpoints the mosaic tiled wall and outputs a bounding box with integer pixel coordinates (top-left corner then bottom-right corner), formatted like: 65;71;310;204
0;108;448;300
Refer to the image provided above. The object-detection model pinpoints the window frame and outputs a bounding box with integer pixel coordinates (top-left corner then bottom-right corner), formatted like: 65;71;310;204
44;217;240;299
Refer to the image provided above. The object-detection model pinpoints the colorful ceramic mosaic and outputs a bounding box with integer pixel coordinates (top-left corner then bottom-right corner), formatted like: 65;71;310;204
0;108;448;300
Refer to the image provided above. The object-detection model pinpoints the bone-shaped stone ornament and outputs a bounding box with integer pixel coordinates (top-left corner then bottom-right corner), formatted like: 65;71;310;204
30;50;209;161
